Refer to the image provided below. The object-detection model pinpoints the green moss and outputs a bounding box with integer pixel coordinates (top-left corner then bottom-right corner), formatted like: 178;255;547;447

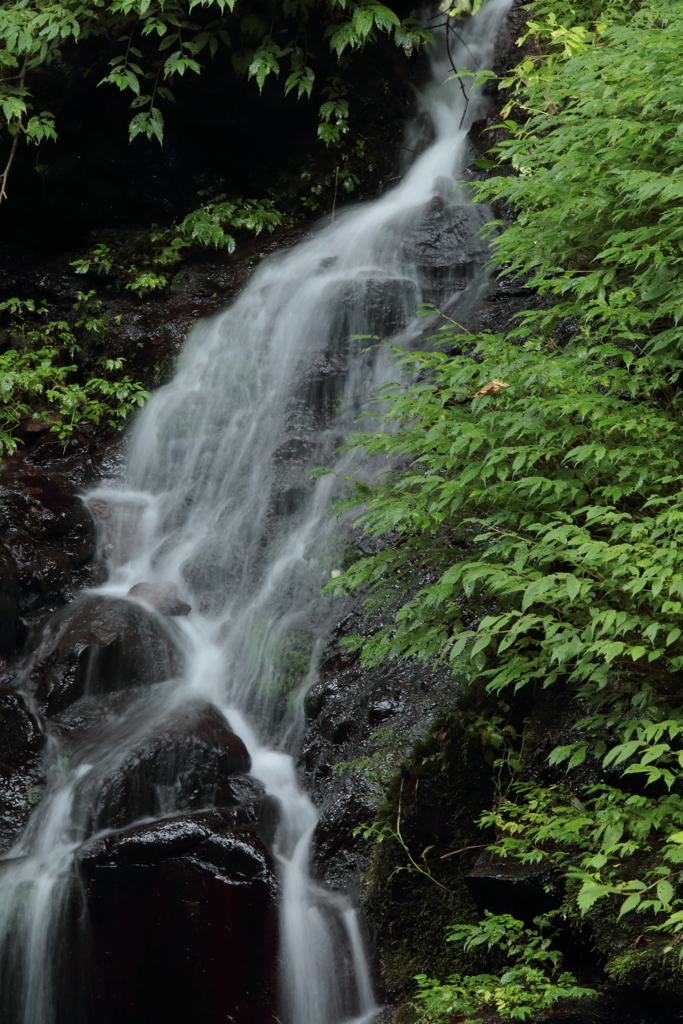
363;688;498;998
272;630;316;696
606;942;683;992
580;890;683;994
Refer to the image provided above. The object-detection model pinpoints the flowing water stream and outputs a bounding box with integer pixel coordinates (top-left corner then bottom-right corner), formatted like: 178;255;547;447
0;3;512;1021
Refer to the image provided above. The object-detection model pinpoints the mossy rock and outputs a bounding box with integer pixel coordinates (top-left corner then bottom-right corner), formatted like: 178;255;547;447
363;684;500;998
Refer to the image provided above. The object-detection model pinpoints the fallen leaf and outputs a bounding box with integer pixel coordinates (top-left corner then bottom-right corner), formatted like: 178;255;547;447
471;378;510;398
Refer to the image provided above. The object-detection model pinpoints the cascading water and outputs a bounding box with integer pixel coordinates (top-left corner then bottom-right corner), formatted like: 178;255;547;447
0;3;512;1021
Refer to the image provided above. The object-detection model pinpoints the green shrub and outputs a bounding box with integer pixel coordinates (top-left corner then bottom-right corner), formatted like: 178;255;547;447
324;0;683;1011
0;296;148;454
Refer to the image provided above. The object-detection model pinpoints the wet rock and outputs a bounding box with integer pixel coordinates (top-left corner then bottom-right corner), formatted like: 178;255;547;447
465;850;562;923
293;351;349;420
400;196;492;268
79;807;272;870
21;431;128;489
0;763;44;854
0;463;96;614
320;274;419;341
300;610;457;893
312;781;376;898
271;436;316;464
0;689;46;852
270;479;312;518
69;699;254;833
25;593;185;715
49;686;151;737
0;689;45;767
398;196;494;306
0;543;19;652
127;580;192;616
78;812;279;1024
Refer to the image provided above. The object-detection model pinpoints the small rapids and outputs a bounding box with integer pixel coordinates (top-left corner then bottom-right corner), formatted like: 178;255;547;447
0;3;512;1022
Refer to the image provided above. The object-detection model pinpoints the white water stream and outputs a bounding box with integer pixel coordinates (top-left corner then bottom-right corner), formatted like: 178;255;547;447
0;3;511;1021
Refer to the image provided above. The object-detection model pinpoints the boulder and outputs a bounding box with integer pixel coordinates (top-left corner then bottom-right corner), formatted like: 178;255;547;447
67;699;255;834
127;581;192;616
79;812;279;1024
399;195;493;305
312;780;376;897
466;850;562;923
79;807;272;871
0;464;95;613
25;594;185;715
399;195;492;268
0;689;46;852
0;689;45;767
300;610;457;895
320;274;419;343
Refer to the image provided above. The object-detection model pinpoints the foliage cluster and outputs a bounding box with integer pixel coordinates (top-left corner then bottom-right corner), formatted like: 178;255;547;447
0;0;450;309
0;0;433;203
70;193;283;294
415;913;597;1023
0;0;439;441
327;0;683;1017
0;294;148;454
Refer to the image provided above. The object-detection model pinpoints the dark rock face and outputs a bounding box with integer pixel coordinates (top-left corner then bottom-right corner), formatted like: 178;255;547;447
78;811;279;1024
0;690;45;766
18;430;128;491
312;779;378;896
37;675;279;1024
300;610;457;897
67;699;255;834
323;275;420;340
0;688;46;852
0;543;19;653
400;195;492;268
0;461;96;622
466;851;562;923
24;593;185;715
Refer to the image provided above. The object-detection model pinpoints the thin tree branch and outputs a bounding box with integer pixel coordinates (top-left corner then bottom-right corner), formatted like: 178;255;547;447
0;56;29;205
443;21;470;130
396;781;453;892
440;843;489;859
0;131;21;204
428;12;478;66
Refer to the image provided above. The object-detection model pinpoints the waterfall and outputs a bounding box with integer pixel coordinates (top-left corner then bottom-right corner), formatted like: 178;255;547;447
0;2;512;1021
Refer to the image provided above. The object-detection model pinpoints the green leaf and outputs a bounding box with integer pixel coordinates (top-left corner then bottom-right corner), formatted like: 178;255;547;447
521;575;558;611
577;879;609;914
618;893;643;918
657;879;675;907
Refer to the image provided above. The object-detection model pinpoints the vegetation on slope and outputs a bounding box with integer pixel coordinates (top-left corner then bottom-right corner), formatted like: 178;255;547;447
0;0;434;453
0;0;432;216
328;0;683;1018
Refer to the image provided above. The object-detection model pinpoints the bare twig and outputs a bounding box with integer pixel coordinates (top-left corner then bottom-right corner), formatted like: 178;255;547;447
332;164;339;222
0;56;29;205
0;131;21;204
440;843;489;860
396;781;453;892
427;12;478;66
443;22;470;131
